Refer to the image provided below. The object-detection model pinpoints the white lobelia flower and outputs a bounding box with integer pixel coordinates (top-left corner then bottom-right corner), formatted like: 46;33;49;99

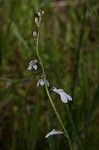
37;77;49;87
27;60;37;71
45;129;63;138
52;87;72;103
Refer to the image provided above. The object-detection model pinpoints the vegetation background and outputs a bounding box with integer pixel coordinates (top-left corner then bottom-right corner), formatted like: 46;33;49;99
0;0;99;149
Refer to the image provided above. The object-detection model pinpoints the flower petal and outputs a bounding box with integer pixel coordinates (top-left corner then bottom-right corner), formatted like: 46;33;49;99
40;79;44;86
57;89;64;93
52;87;64;94
65;93;72;101
27;64;32;70
33;64;37;70
37;80;40;87
45;129;63;138
60;92;68;103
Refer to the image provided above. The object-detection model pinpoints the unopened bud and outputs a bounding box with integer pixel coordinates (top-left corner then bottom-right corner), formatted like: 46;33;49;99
35;17;39;26
33;31;37;39
36;9;44;17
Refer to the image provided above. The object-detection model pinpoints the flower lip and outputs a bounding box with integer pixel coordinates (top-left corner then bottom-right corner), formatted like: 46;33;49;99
45;129;63;138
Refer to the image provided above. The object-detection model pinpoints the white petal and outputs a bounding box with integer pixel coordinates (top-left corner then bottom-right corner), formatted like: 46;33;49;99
52;87;64;94
33;64;37;70
60;92;68;103
65;93;72;101
45;129;63;138
27;64;32;70
57;89;64;93
29;60;33;65
40;79;44;86
45;129;55;138
37;80;40;87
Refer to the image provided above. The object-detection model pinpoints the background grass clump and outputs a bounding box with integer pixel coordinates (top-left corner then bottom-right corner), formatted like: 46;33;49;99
0;0;99;150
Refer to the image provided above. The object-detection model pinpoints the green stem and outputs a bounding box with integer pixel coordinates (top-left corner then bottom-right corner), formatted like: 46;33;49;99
66;105;83;150
35;17;72;150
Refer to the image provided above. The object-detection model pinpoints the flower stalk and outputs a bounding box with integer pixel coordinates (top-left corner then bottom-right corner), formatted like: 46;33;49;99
35;14;72;150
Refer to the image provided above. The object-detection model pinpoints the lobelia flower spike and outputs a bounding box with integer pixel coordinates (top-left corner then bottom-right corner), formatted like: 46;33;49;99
52;87;72;103
45;129;63;138
37;75;49;87
30;9;73;150
35;10;44;27
27;60;38;71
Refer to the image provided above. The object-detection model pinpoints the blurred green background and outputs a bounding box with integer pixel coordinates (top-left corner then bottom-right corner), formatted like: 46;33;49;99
0;0;99;150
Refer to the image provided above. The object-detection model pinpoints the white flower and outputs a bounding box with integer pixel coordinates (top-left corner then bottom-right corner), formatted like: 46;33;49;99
52;87;72;103
45;129;63;138
37;78;49;87
27;60;37;71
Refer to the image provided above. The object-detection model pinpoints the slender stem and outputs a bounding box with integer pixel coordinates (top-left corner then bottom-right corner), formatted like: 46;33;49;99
35;17;72;150
66;105;83;150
